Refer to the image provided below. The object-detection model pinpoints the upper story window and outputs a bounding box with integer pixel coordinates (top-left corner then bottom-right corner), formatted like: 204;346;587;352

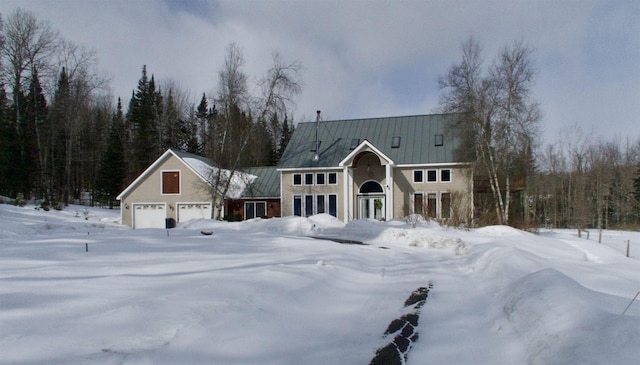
328;172;337;185
391;136;401;148
441;169;452;182
293;173;302;185
162;171;180;194
304;173;314;185
427;169;437;182
316;172;325;185
435;134;444;147
413;170;424;183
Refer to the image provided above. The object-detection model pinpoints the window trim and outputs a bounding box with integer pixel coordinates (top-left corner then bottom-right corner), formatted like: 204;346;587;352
426;169;438;183
244;201;267;220
316;172;325;185
441;169;452;183
328;172;338;185
161;170;181;195
304;173;314;185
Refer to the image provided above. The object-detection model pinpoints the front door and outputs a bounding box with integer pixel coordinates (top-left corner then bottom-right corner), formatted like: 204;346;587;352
358;196;385;220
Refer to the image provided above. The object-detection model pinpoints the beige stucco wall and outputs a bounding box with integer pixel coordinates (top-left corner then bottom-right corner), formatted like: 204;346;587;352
393;165;472;220
119;154;214;227
280;169;343;220
280;163;473;223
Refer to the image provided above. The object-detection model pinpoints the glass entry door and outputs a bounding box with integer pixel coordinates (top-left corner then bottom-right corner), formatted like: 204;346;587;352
358;196;385;220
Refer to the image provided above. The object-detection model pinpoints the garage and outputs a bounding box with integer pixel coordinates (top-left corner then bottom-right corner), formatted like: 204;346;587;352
177;203;212;223
132;203;167;229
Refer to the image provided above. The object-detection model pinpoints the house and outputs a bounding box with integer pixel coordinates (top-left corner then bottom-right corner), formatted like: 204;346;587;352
117;149;254;229
276;113;474;223
224;166;282;220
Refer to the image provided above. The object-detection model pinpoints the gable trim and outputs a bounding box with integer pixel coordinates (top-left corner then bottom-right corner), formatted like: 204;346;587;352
339;139;395;167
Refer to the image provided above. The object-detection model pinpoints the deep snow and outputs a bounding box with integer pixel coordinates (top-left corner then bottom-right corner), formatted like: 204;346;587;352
1;204;639;364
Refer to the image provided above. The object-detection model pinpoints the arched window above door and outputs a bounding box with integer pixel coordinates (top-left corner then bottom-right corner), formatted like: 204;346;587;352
359;181;383;194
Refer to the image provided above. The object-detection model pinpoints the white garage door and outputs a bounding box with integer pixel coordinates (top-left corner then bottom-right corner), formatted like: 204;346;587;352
177;203;212;223
133;203;167;229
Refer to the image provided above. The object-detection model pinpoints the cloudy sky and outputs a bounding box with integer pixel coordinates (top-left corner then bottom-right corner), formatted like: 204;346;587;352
1;0;638;145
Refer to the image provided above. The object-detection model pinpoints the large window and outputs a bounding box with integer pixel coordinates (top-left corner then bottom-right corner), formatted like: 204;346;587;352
305;195;314;217
293;195;302;216
441;193;451;219
245;201;266;220
317;195;326;214
414;193;424;215
328;195;337;217
162;171;180;194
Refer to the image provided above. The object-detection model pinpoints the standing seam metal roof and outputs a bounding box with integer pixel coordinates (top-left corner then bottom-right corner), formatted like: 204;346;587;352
277;113;468;168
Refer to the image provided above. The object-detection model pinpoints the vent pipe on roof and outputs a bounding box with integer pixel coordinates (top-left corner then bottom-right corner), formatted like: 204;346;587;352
313;110;320;161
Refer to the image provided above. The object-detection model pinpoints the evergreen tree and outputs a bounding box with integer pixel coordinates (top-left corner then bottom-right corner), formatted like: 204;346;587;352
276;114;294;163
126;66;163;180
96;98;126;208
0;84;20;197
20;67;48;199
48;67;71;203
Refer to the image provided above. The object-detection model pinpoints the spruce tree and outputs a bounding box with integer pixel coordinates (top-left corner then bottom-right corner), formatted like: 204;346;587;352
21;67;48;199
96;99;126;208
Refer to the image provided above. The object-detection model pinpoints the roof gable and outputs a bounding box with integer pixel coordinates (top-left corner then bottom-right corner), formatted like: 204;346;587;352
277;113;468;168
117;149;255;200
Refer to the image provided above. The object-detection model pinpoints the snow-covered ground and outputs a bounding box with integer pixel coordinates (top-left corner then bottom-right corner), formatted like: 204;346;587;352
1;204;639;364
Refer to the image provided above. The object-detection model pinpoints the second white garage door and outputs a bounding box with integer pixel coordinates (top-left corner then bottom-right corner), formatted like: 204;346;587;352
177;203;212;223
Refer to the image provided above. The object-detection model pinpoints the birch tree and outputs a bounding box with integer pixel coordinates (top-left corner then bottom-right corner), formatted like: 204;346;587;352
438;37;540;225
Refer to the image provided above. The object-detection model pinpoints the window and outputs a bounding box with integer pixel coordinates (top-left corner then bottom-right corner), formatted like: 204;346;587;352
328;172;337;185
427;193;437;218
245;202;266;220
414;193;424;215
293;195;302;216
391;136;401;148
293;174;302;185
413;170;424;183
435;134;444;147
317;195;326;214
441;193;451;219
441;169;451;182
305;195;314;217
427;169;437;182
304;173;313;185
316;173;325;185
162;171;180;194
350;138;360;149
328;195;337;217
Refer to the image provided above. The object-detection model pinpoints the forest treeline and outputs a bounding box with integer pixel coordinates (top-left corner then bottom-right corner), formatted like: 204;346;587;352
0;9;298;211
0;9;639;229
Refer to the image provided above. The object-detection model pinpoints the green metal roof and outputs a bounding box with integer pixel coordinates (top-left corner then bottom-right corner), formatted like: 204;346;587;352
241;166;280;198
278;113;469;168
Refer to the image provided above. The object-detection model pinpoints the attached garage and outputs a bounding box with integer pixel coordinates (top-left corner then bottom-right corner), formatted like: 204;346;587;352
132;203;167;229
177;203;212;223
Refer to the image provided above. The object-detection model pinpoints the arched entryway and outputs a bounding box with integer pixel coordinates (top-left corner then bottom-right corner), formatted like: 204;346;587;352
358;181;385;220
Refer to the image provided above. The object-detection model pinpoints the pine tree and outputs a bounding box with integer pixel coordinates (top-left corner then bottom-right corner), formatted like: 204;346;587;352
126;66;163;180
21;67;48;199
96;98;126;208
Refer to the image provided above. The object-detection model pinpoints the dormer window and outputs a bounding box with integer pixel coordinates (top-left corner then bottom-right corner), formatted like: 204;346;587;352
391;136;401;148
435;134;444;147
350;138;360;149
